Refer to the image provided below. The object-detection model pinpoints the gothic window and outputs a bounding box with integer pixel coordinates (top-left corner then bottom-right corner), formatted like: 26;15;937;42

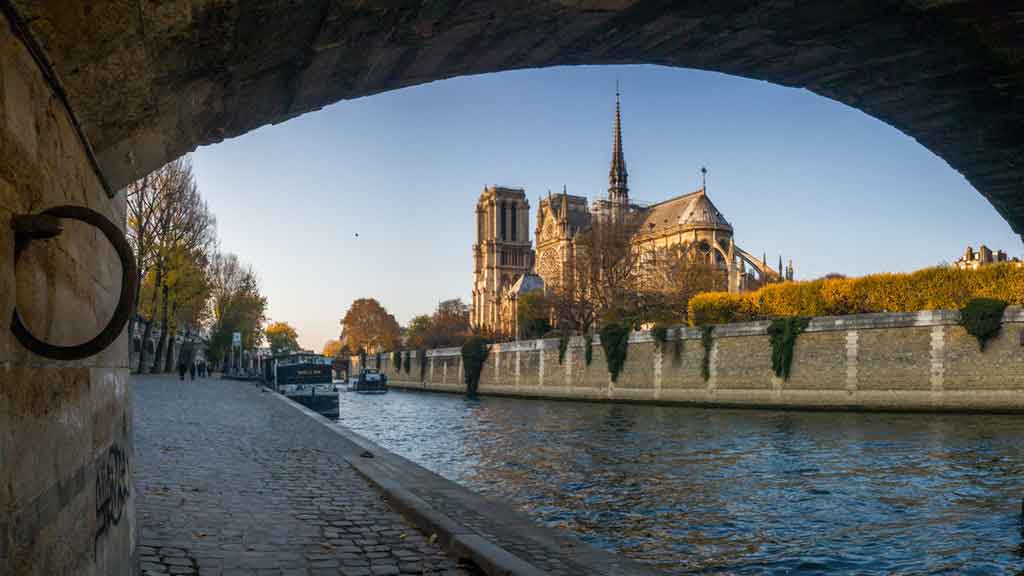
500;202;507;240
511;205;517;241
537;249;560;287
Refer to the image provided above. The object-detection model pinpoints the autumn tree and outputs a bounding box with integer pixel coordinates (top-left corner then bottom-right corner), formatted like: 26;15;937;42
405;315;432;349
425;299;470;348
340;299;401;353
127;158;216;373
265;322;300;355
322;339;343;358
207;253;268;367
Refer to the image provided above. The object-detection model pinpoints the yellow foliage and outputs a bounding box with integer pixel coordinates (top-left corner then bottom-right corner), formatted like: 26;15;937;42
688;264;1024;326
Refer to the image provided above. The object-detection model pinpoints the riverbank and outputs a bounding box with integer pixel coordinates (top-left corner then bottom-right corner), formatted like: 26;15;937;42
376;307;1024;412
134;374;660;576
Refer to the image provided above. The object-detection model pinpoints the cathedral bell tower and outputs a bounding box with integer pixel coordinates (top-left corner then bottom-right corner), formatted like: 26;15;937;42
470;187;535;335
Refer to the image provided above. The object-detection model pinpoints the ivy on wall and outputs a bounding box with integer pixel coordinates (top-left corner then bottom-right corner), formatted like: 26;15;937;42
599;322;630;383
461;336;490;398
652;324;669;351
959;298;1007;351
768;317;810;380
558;332;569;365
403;351;411;374
584;334;594;366
701;326;714;381
392;349;401;371
419;349;428;379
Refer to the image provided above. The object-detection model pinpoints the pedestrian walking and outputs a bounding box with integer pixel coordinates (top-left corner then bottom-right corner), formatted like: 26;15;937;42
189;361;196;381
178;361;187;381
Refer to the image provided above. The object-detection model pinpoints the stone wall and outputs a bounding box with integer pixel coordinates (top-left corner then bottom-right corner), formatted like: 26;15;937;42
1;13;134;576
380;308;1024;412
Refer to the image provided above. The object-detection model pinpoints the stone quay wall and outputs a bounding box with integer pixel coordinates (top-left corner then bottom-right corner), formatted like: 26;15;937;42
1;14;134;576
375;308;1024;412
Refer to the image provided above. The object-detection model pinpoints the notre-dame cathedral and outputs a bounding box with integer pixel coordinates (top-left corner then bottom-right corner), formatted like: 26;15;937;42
471;92;789;336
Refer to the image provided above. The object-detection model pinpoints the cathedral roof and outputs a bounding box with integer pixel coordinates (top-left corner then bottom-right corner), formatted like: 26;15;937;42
509;273;545;295
637;188;732;236
542;193;590;231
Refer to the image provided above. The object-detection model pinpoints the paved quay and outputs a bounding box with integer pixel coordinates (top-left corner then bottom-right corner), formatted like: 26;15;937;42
134;374;478;576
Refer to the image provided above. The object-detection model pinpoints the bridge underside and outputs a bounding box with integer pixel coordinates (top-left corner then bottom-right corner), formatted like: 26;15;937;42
7;0;1024;236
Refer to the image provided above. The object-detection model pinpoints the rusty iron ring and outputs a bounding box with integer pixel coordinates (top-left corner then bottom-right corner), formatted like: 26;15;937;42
10;205;138;361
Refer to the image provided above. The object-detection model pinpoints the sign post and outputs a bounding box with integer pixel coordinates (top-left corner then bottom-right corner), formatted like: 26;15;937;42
231;332;241;375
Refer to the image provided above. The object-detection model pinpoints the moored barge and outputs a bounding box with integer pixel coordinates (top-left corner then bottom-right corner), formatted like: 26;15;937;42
272;352;339;417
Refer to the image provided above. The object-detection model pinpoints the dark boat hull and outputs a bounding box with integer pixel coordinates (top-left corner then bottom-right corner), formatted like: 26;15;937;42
286;392;339;417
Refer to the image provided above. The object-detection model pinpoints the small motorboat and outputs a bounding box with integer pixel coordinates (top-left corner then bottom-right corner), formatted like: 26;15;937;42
354;369;388;394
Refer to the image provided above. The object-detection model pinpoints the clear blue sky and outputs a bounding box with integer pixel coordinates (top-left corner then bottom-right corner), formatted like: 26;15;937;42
192;64;1020;351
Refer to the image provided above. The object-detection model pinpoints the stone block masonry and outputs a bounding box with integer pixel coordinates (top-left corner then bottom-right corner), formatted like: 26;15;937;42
382;308;1024;412
1;10;133;576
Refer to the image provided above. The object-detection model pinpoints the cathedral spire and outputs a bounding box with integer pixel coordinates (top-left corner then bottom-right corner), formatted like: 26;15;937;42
608;84;628;205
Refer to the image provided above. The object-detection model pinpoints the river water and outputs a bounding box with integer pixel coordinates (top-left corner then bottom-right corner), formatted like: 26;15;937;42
334;389;1024;574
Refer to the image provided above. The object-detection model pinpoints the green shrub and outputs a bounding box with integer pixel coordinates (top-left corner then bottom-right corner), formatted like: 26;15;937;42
403;351;411;374
392;349;401;372
461;336;490;397
959;298;1007;351
584;334;593;366
688;263;1024;326
517;292;551;340
558;332;569;365
419;349;428;379
768;317;810;380
599;322;630;383
701;326;714;381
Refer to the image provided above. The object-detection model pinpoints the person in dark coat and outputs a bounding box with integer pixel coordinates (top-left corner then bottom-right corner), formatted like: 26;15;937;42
189;361;196;381
178;361;187;381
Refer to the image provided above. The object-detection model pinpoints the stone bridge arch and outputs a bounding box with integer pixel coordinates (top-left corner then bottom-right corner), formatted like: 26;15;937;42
7;0;1024;237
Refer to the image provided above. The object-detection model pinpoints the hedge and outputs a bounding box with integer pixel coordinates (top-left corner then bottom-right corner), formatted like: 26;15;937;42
688;264;1024;326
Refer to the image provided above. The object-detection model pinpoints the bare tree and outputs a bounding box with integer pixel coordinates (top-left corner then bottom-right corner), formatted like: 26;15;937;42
550;213;642;330
640;243;725;325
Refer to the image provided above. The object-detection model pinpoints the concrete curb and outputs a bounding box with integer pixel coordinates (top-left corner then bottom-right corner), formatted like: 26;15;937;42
348;459;547;576
260;384;662;576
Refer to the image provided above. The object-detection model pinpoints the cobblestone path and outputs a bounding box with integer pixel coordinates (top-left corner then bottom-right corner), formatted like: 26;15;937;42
134;375;477;576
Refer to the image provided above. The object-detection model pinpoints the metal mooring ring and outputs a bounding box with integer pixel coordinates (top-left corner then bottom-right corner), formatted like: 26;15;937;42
10;205;138;361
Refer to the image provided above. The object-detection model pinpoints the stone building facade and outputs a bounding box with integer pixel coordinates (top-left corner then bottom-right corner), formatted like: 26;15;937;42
955;245;1020;269
471;93;784;336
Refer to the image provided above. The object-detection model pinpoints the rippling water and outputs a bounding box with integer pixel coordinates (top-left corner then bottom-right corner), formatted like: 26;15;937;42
333;389;1024;574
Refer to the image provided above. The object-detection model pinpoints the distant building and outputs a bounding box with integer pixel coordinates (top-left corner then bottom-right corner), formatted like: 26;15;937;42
470;90;788;336
956;245;1020;270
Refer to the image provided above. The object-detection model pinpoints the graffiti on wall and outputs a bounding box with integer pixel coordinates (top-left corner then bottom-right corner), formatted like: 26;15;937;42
95;443;130;549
